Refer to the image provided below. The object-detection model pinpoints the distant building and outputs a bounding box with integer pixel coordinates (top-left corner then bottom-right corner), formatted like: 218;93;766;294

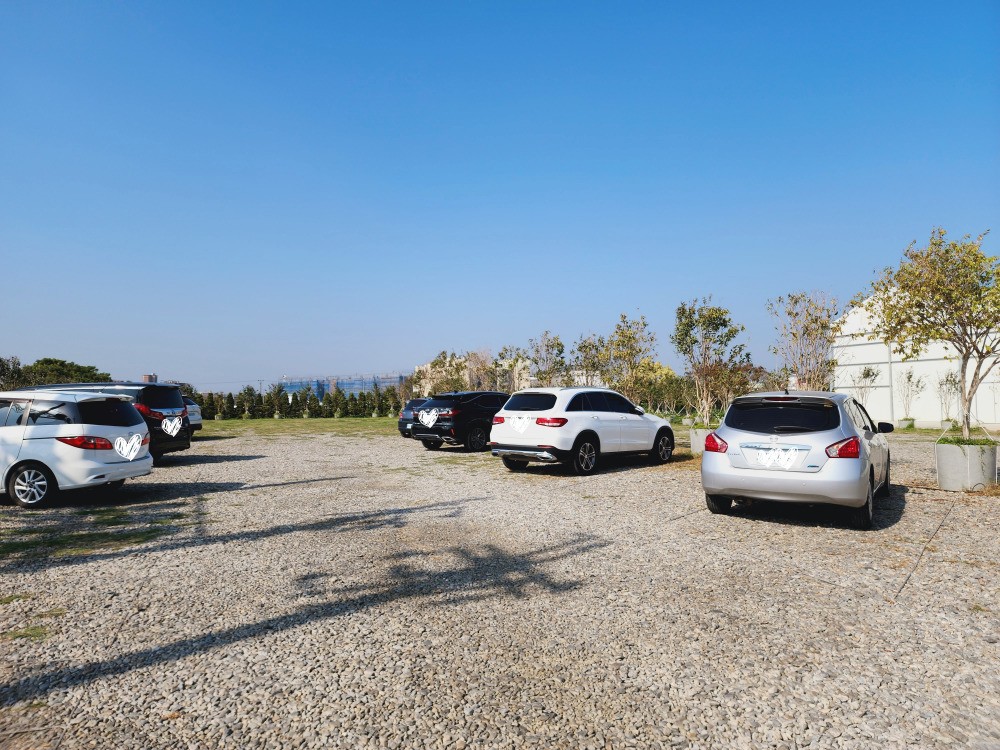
280;373;406;398
831;305;1000;428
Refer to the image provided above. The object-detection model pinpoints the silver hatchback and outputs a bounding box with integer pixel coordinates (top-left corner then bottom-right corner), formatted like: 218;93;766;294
700;392;893;529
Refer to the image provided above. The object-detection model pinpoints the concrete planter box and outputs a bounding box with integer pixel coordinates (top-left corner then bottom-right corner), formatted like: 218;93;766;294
935;443;997;491
689;428;712;456
897;418;914;429
681;417;694;427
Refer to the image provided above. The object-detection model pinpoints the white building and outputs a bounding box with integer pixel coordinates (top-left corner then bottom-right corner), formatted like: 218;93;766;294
831;306;1000;429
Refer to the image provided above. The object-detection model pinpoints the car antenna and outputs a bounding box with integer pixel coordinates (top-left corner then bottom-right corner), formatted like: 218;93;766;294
784;387;789;395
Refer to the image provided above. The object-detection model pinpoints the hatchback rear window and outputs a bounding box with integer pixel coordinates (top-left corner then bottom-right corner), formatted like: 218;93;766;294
142;387;184;409
725;400;841;434
78;399;145;427
504;393;557;411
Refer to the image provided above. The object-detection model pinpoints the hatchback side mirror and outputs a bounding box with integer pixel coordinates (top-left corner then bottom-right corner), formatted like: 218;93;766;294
877;422;894;434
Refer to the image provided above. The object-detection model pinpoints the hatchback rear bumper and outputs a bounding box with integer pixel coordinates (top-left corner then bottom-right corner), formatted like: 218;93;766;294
701;453;869;507
55;455;154;490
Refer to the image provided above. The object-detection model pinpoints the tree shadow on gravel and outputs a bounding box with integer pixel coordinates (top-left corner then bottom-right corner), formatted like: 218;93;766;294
0;533;609;705
725;484;908;530
0;496;480;574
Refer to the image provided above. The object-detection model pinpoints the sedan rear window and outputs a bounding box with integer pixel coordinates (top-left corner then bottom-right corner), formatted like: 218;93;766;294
725;400;840;434
504;393;557;412
79;399;145;427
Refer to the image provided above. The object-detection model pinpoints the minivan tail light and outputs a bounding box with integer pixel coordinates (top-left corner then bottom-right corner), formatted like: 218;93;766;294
57;436;114;450
826;436;860;458
492;416;505;424
704;432;728;453
535;417;568;427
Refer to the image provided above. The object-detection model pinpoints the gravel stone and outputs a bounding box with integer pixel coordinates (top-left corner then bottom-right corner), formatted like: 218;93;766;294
0;431;997;749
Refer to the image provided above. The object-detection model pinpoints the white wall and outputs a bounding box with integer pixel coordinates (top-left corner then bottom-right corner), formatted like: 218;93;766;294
831;307;1000;428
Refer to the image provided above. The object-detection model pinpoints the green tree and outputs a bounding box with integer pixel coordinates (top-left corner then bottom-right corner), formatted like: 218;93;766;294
424;351;467;394
570;333;608;387
767;291;841;391
20;358;111;386
223;393;237;419
289;392;304;418
0;356;24;390
267;384;288;418
332;386;347;417
347;393;359;417
604;313;657;401
384;386;401;416
236;386;259;418
200;392;217;420
672;298;747;425
528;332;569;387
307;392;321;417
488;346;528;393
321;392;336;418
854;228;997;439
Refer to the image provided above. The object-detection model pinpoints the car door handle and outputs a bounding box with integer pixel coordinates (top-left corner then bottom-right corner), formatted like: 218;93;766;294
592;416;599;420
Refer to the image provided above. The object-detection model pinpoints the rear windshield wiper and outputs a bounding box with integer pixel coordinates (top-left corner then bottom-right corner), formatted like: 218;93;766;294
771;425;814;433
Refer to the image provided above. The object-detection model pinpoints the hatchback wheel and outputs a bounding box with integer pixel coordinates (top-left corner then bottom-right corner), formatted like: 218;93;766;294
569;437;599;475
465;425;489;452
876;453;891;499
7;464;57;509
848;480;874;530
649;431;674;464
705;494;733;514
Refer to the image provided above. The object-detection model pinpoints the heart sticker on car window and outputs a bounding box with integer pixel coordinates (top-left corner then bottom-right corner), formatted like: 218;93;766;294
509;415;531;434
114;434;143;461
162;416;183;437
418;409;439;427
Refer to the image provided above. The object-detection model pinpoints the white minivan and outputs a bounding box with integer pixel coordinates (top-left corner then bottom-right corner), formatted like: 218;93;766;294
0;389;153;508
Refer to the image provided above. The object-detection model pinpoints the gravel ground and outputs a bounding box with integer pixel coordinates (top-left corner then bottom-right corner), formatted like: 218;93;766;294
1;430;998;750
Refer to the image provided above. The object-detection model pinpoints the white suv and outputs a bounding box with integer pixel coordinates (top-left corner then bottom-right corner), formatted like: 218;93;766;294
489;387;675;475
1;390;153;508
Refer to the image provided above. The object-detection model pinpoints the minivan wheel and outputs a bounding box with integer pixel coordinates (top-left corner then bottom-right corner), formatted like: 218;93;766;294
502;456;528;472
649;431;674;464
569;437;599;475
848;481;875;530
7;464;57;509
705;494;733;514
465;425;489;452
421;440;442;451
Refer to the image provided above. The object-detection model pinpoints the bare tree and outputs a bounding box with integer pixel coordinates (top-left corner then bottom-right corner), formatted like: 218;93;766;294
850;366;880;407
767;291;841;390
896;368;926;419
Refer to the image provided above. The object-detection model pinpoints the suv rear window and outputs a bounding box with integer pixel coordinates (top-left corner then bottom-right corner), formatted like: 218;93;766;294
725;400;841;434
420;396;462;409
142;387;184;409
504;393;557;411
79;399;145;427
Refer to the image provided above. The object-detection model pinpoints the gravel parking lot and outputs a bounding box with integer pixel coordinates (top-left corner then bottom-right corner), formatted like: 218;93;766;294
1;427;998;749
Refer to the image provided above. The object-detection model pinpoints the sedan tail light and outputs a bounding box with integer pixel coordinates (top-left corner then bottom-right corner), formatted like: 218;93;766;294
535;417;568;427
57;436;114;450
826;436;861;458
704;432;728;453
492;416;505;424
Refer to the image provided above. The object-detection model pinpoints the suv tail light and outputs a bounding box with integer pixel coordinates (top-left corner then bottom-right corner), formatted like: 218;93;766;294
535;417;568;427
133;403;167;420
704;432;728;453
57;436;114;450
181;407;188;417
436;409;458;418
826;436;860;458
141;435;150;445
492;416;505;424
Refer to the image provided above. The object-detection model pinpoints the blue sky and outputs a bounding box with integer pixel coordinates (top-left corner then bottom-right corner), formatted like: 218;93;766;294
2;1;997;391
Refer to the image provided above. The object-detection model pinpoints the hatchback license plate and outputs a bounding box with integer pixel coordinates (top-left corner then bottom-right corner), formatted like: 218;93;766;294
754;447;800;470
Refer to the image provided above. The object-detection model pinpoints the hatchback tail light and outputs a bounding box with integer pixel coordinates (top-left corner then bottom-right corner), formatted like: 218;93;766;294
492;416;505;425
826;436;861;458
57;436;114;450
535;417;568;427
704;432;728;453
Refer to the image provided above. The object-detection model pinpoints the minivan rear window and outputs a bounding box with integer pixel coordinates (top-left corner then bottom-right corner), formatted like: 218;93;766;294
504;393;557;412
79;399;145;427
725;400;840;434
142;387;184;409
